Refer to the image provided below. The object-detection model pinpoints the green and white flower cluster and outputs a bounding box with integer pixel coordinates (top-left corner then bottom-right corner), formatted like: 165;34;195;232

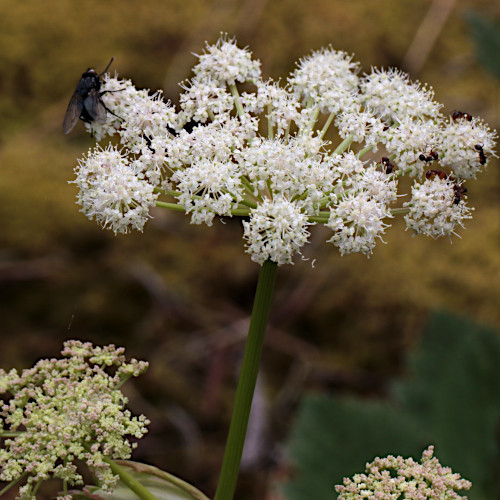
0;341;149;500
335;446;471;499
73;35;497;265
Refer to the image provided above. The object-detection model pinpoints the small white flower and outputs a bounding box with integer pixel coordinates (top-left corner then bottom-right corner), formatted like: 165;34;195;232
327;193;393;257
335;105;385;149
179;76;235;124
360;68;442;123
332;151;366;180
193;35;262;85
253;80;302;137
243;196;311;265
241;136;338;213
289;47;360;116
73;145;158;234
173;157;244;226
404;176;473;237
382;117;442;176
327;158;397;256
439;116;497;179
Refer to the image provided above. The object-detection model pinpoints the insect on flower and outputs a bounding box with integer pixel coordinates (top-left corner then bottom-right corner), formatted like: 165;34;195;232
425;169;447;180
419;149;439;163
453;183;468;205
63;57;120;134
381;156;394;174
452;110;473;122
475;144;487;165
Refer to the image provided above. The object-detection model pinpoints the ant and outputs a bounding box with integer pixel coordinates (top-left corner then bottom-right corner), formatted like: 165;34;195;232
452;110;473;122
381;157;394;174
475;144;487;165
425;169;447;180
453;183;468;205
419;149;439;163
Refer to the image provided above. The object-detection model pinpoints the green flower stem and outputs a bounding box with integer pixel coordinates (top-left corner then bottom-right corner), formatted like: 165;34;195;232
155;201;186;212
241;176;262;202
356;144;375;158
229;84;245;117
0;472;27;497
238;198;258;210
0;431;22;438
333;134;354;155
155;200;251;217
303;107;320;134
231;208;252;216
267;104;274;140
390;207;410;215
214;259;278;500
319;111;336;139
32;479;43;495
308;214;330;223
104;458;159;500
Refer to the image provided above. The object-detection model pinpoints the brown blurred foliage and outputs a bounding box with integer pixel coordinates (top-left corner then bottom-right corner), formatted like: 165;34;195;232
0;0;499;498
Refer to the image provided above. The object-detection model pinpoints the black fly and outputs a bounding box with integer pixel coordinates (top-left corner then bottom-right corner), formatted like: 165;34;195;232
63;58;118;134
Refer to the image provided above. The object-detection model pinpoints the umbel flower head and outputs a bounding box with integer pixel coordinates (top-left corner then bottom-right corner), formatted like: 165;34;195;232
72;35;497;265
335;446;472;499
0;341;149;500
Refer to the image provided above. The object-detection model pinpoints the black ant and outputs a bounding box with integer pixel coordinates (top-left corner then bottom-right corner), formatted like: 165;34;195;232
419;149;439;163
453;183;468;205
475;144;487;165
381;157;394;174
452;110;473;122
425;169;447;180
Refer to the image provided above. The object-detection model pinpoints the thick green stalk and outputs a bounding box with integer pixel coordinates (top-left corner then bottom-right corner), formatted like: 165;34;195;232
214;260;278;500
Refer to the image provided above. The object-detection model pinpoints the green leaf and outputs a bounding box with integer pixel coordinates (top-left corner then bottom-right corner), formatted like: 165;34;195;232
73;461;210;500
283;396;427;500
284;311;500;499
392;311;500;497
465;11;500;80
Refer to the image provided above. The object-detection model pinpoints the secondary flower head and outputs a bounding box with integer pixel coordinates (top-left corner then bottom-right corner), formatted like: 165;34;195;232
193;35;262;86
72;35;497;265
404;174;472;238
335;446;471;499
288;47;360;115
73;144;159;234
0;341;149;499
360;68;442;122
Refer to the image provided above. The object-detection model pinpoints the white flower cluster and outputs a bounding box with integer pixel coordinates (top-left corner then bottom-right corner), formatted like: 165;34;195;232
405;176;472;238
72;36;496;265
73;144;158;234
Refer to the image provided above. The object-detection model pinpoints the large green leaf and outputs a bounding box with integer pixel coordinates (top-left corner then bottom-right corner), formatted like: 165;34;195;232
72;461;210;500
465;11;500;80
392;311;500;497
284;311;500;499
283;396;428;500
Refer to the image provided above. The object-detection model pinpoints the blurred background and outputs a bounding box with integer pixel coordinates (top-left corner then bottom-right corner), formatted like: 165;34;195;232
1;0;499;498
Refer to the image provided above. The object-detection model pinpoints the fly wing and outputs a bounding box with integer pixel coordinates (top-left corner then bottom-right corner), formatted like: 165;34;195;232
84;88;107;124
62;91;83;134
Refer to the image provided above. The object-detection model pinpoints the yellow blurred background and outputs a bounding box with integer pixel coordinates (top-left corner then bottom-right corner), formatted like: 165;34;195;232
0;0;499;498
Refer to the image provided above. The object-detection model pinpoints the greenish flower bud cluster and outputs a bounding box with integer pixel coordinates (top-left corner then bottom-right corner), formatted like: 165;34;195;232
335;446;471;499
0;341;149;499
